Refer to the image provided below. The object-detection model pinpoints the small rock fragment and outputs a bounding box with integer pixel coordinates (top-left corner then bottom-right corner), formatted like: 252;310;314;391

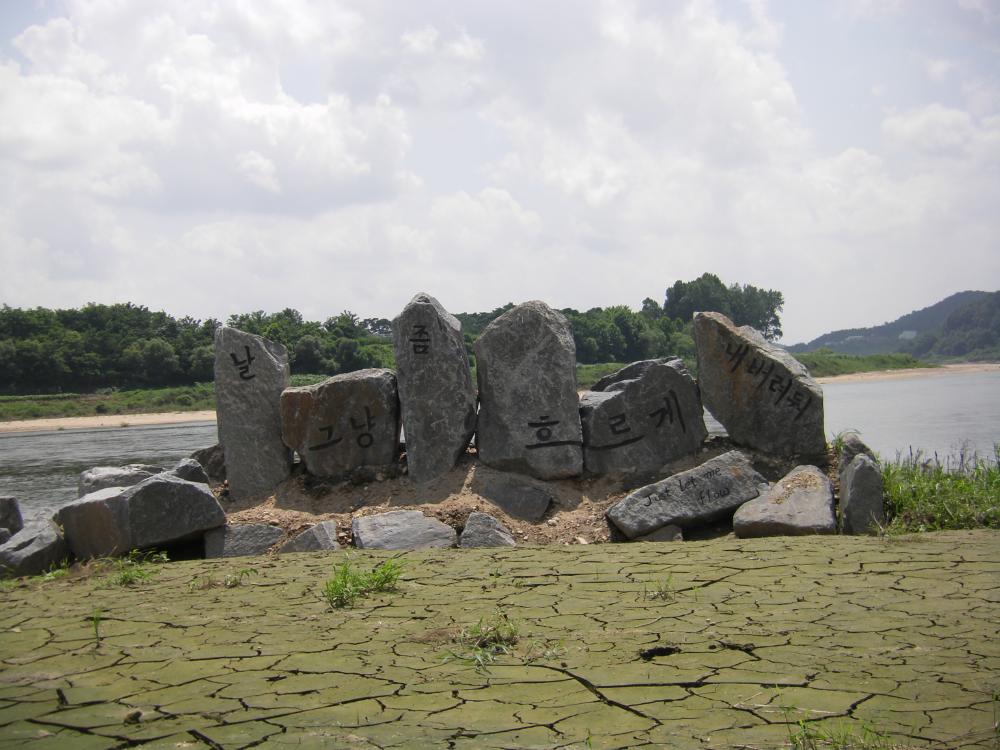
0;497;23;536
479;474;554;522
77;465;161;497
634;524;684;542
169;458;210;485
204;524;284;558
352;511;456;550
459;512;516;548
840;454;885;534
0;520;68;577
733;465;835;538
280;521;340;553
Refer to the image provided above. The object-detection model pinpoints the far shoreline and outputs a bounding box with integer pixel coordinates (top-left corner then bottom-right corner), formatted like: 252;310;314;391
1;362;997;435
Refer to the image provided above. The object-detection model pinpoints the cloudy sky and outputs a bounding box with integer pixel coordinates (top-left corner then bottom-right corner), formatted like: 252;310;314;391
1;0;998;344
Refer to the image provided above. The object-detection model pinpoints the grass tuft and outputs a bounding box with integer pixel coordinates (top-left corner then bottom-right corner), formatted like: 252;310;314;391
99;549;169;588
881;444;1000;533
447;607;520;673
321;557;403;608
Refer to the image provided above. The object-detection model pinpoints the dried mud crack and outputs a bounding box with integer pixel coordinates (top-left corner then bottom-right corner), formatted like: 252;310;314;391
2;530;999;748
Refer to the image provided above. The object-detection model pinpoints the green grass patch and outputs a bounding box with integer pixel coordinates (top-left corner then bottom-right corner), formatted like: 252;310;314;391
447;607;520;673
794;350;930;378
0;383;216;422
98;550;169;588
881;446;1000;533
322;557;404;608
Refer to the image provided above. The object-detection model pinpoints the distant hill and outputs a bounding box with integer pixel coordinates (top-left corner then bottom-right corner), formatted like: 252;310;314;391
901;291;1000;361
787;290;993;355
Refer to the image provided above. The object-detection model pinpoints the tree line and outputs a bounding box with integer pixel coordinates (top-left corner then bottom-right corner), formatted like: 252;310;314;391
0;273;783;394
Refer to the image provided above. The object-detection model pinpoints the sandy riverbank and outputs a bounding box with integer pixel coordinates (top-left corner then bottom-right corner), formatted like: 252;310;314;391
813;361;999;384
0;409;216;434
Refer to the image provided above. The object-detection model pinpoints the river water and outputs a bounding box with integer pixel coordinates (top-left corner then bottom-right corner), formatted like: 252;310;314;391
1;369;997;525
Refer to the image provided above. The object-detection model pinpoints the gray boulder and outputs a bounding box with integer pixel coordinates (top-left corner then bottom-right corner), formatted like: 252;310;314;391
204;524;283;558
280;521;340;553
840;453;885;534
214;326;293;502
0;529;10;545
606;450;766;539
392;293;477;483
475;301;583;479
55;487;130;560
459;512;516;548
190;444;226;485
693;312;825;457
77;465;161;497
733;465;835;538
634;524;684;542
281;369;400;479
352;511;456;550
0;520;68;577
837;431;875;475
480;474;553;522
0;497;23;535
125;474;226;549
580;358;707;476
169;458;210;485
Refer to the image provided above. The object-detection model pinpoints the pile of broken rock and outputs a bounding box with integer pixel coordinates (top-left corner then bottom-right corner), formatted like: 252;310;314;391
0;297;886;577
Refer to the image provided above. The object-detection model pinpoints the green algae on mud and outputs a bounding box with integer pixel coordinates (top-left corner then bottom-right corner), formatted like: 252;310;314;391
1;530;999;749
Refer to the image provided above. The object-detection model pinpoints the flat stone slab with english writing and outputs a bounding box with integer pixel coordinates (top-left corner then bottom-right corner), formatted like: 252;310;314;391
475;301;583;480
580;358;707;477
392;293;477;483
733;465;835;538
280;369;400;479
693;312;825;458
214;327;293;502
606;450;765;539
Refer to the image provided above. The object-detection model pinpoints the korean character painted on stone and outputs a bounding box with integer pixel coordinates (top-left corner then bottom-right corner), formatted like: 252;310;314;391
767;373;793;405
309;425;342;452
525;415;581;450
409;324;431;355
350;406;377;448
647;390;687;434
725;341;750;373
229;345;256;380
785;389;813;421
746;356;775;389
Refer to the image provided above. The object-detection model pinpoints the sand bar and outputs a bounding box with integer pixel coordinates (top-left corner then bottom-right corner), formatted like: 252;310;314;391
0;409;216;434
814;361;999;384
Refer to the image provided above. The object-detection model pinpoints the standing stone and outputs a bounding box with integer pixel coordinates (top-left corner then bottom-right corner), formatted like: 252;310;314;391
606;450;765;539
693;312;825;457
837;431;875;475
733;465;836;538
281;369;400;478
215;326;292;502
459;512;516;548
580;358;707;477
0;497;23;536
169;458;210;485
392;293;477;483
352;510;456;550
204;524;283;558
840;454;885;534
279;521;340;553
475;301;582;479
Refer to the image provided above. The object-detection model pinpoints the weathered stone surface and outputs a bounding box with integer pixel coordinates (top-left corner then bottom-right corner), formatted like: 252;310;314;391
607;450;765;539
190;444;226;485
55;487;130;560
77;465;161;497
0;496;23;535
214;326;292;502
580;358;707;477
392;293;477;483
204;524;283;558
459;512;516;548
281;369;400;479
0;520;67;577
123;474;226;549
733;465;835;538
279;521;340;553
0;528;10;545
169;458;210;485
693;312;825;457
841;454;885;534
480;474;553;522
352;511;456;550
634;524;684;542
837;431;875;475
475;301;583;479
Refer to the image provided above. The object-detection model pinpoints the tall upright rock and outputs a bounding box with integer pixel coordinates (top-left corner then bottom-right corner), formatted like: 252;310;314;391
693;312;825;458
579;358;707;477
214;326;292;501
392;293;477;483
475;301;583;479
281;369;400;478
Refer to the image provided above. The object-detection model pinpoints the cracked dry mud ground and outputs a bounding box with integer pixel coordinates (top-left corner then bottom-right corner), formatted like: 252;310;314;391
1;531;998;749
